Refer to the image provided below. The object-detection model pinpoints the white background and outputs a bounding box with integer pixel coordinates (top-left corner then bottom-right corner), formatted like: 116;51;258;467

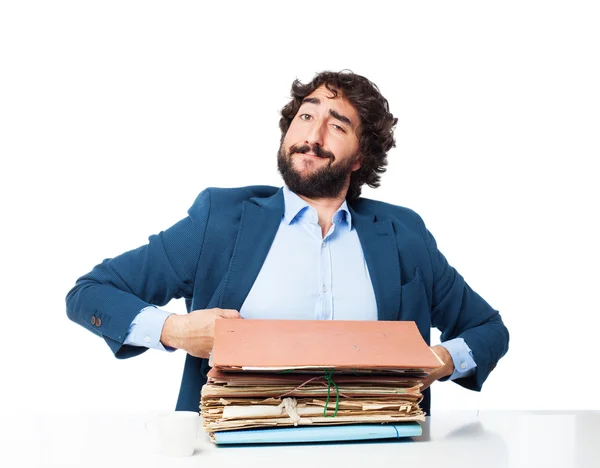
1;1;598;414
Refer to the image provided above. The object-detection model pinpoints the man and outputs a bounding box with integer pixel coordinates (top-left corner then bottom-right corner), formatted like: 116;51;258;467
66;71;509;414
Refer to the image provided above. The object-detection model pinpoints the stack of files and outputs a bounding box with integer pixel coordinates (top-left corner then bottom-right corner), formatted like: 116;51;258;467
201;319;442;444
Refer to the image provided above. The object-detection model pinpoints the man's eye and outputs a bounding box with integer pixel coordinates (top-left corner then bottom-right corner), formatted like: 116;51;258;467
332;124;346;133
299;114;312;121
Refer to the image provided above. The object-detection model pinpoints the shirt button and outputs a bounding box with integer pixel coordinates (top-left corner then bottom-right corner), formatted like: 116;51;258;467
321;241;326;248
144;336;151;344
323;285;327;293
460;362;466;370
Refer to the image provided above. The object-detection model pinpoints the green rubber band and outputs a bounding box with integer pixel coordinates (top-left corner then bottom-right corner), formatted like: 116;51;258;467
323;368;339;417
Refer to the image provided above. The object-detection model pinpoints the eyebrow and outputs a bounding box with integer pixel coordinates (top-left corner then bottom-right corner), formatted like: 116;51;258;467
301;97;354;128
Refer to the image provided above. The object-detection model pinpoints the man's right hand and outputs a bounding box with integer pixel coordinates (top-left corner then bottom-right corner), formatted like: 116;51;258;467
159;308;241;358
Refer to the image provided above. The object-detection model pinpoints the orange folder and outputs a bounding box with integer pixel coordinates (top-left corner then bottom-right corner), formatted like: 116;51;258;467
212;319;442;371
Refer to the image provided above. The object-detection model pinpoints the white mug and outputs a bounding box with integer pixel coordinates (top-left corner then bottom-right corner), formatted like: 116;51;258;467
146;411;201;457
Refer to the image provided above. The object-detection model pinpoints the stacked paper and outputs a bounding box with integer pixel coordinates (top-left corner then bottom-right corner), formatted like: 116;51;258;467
201;319;441;444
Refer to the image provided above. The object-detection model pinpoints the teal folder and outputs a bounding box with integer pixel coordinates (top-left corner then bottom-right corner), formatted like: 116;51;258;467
213;423;422;445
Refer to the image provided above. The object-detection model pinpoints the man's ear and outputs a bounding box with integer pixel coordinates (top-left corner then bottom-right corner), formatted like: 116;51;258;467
351;155;362;172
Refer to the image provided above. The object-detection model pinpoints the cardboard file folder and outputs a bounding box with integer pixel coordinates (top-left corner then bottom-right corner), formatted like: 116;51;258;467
212;319;442;372
212;422;423;445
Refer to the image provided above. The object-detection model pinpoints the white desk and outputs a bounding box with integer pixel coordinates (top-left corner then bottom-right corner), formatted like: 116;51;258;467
3;410;599;467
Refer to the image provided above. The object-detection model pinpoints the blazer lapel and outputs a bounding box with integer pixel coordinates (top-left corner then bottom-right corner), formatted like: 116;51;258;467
350;208;401;321
220;189;284;311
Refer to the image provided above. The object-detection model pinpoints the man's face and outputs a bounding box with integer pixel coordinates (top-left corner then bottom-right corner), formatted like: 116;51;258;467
278;85;361;199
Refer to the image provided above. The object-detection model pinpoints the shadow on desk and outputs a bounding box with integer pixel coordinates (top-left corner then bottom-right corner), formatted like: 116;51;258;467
415;419;509;466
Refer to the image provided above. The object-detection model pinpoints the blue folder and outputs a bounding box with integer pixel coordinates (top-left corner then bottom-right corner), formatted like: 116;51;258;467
213;423;422;445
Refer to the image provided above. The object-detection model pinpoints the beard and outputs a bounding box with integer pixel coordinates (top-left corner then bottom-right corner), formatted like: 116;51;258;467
277;143;358;199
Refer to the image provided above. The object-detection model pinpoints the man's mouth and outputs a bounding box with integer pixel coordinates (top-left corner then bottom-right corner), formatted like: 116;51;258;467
295;150;330;159
289;144;335;162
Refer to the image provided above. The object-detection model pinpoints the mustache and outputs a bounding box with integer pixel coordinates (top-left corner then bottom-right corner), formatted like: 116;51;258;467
289;144;335;162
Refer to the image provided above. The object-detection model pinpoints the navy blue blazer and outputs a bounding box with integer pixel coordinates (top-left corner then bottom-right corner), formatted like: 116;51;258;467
66;186;509;414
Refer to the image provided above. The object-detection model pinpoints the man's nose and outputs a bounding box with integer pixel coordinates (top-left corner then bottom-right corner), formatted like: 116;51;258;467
304;120;325;148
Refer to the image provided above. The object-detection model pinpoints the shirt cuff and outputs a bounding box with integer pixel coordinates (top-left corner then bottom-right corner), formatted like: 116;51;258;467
439;337;477;381
123;306;176;352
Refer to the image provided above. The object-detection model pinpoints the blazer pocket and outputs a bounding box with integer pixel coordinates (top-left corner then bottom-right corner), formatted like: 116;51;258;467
399;267;429;327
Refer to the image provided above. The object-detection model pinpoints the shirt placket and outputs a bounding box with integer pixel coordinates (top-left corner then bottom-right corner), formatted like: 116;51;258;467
319;226;335;320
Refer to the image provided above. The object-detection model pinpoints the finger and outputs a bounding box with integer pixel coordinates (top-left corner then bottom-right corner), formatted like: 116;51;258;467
217;309;242;319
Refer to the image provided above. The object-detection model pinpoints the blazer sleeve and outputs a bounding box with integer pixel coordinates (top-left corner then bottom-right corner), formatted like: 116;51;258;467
418;216;509;391
65;189;212;359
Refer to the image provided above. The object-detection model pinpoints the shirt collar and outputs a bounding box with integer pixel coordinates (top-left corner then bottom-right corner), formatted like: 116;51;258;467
282;186;353;231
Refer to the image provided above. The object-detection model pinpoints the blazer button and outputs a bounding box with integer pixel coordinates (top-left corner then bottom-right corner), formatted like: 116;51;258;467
91;316;96;326
96;318;102;327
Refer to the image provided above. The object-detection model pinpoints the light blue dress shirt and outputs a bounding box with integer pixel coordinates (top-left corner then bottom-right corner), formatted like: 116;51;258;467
124;186;476;380
240;186;378;321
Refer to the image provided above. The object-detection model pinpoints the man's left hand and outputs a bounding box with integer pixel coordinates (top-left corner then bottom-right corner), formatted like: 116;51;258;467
420;345;455;391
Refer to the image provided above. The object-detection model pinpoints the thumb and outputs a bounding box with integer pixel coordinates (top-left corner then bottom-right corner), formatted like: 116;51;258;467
217;309;242;319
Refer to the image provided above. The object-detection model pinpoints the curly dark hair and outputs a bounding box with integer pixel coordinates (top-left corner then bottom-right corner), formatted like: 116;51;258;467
279;70;397;200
